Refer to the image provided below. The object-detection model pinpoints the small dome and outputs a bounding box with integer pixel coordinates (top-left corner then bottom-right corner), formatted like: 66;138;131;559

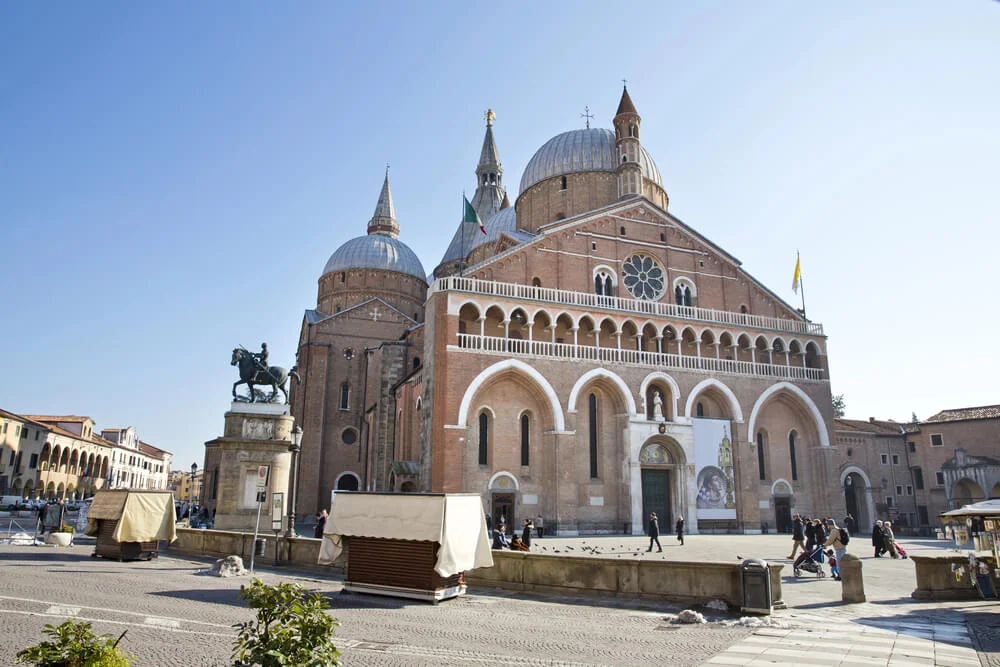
518;128;661;195
322;235;427;283
439;206;519;266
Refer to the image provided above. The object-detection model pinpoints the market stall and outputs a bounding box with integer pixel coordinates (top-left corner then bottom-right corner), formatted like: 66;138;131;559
85;489;176;561
319;492;493;602
939;499;1000;600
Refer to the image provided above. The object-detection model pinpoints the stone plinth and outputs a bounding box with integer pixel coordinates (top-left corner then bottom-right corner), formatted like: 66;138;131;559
839;553;865;602
203;403;295;532
911;553;988;600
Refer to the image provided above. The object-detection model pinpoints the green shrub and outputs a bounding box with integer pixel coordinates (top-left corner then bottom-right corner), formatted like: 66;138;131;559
16;620;134;666
233;578;340;667
58;522;75;534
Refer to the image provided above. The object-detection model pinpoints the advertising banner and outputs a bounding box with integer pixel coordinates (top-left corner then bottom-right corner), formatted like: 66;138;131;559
693;418;737;519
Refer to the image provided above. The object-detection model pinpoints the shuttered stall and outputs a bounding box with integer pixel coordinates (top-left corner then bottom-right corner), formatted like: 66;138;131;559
85;489;176;561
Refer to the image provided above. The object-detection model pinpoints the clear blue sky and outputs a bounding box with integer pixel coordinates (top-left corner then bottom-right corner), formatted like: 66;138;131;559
2;2;997;470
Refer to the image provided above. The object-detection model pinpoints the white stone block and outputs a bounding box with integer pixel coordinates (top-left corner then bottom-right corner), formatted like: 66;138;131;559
589;496;604;506
521;494;538;505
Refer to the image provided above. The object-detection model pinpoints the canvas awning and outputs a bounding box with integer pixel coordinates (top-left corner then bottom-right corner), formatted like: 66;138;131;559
319;492;493;577
84;490;176;542
939;499;1000;520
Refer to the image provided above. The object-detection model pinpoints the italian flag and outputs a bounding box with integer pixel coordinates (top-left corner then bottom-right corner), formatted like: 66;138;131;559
464;196;487;235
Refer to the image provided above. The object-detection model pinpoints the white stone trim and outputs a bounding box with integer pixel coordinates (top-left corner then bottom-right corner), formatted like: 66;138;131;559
746;382;830;448
672;275;697;297
488;470;519;491
566;368;638;416
334;471;361;490
592;264;618;287
456;359;565;431
685;378;744;422
770;478;793;497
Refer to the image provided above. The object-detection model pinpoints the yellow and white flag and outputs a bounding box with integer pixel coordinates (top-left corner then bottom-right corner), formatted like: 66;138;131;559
792;254;802;294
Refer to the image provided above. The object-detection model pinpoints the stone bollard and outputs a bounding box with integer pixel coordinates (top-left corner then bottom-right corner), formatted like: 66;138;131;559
839;553;865;603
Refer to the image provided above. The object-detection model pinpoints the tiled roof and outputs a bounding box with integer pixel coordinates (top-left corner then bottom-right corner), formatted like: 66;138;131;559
925;405;1000;423
834;418;906;435
23;415;91;423
138;441;169;459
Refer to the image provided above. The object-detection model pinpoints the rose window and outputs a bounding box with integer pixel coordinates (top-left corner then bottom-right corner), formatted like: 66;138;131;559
622;254;665;301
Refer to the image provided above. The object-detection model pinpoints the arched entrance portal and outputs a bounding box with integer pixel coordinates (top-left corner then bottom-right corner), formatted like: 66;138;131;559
489;472;518;533
637;439;686;536
844;472;870;533
953;478;985;508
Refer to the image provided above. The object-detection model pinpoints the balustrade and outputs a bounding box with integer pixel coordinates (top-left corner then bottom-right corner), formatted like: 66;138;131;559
455;333;825;382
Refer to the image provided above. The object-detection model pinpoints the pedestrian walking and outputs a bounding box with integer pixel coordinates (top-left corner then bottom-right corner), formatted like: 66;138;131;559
872;520;885;557
313;509;328;539
534;515;544;538
883;521;899;558
647;512;662;552
788;514;806;559
823;519;848;581
844;513;857;536
521;519;533;548
675;515;685;545
804;516;816;551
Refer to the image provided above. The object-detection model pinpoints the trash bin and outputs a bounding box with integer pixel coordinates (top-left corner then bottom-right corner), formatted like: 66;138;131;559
254;538;267;557
741;558;772;615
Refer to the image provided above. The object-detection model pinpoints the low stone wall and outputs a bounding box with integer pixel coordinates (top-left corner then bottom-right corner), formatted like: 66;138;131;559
169;528;339;573
467;551;783;608
911;553;991;600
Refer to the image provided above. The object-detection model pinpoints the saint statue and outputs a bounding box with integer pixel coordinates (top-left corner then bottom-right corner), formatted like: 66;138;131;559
652;390;665;421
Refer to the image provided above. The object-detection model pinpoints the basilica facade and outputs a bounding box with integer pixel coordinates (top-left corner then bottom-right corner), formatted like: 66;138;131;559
289;87;838;535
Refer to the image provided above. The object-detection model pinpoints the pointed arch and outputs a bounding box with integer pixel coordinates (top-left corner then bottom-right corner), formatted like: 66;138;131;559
455;359;565;431
747;382;831;448
567;368;637;416
685;378;744;422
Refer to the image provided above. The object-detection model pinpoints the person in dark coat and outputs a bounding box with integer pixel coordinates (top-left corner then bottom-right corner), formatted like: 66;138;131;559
485;513;493;533
313;509;328;539
844;514;857;536
675;515;685;545
804;516;816;551
521;519;533;548
788;514;806;559
647;512;662;552
872;520;886;557
492;524;510;550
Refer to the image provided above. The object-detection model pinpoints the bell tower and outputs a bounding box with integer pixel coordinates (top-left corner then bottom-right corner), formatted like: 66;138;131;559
613;85;643;199
470;109;506;223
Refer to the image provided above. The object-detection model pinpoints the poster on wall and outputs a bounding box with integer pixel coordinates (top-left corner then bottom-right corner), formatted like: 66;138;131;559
692;418;737;519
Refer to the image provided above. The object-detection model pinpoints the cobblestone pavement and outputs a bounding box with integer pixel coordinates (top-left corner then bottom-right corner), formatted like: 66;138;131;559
0;543;750;666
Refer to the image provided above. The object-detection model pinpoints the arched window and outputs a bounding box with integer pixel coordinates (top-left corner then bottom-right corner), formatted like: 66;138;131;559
339;384;350;410
339;272;345;283
594;271;613;297
674;284;692;307
560;176;567;190
532;277;542;287
520;414;530;466
478;412;489;466
629;124;637;137
660;232;665;242
789;431;798;481
413;357;421;369
588;393;599;478
696;402;704;418
757;431;767;481
740;304;748;314
620;226;626;236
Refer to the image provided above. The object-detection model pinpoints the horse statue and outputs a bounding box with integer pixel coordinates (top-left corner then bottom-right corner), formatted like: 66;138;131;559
231;348;301;404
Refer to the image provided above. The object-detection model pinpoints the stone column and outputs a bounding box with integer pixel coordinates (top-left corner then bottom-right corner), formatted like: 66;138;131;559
839;553;866;602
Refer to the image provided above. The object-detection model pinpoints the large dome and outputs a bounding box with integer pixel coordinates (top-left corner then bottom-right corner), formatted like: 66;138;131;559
518;128;661;195
322;235;427;283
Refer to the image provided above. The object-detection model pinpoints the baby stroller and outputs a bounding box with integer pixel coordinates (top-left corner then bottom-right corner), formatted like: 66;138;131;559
793;546;827;578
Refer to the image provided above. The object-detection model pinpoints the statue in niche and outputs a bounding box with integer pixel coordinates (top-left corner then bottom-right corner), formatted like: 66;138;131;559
652;390;665;421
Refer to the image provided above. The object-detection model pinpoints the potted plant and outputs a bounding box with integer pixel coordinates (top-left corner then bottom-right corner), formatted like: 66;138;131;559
45;523;74;547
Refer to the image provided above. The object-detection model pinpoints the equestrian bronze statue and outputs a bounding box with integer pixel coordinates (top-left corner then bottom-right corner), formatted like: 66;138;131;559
231;346;300;404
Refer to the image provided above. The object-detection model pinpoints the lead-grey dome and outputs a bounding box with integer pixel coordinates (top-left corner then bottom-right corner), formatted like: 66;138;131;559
322;235;427;283
518;128;662;195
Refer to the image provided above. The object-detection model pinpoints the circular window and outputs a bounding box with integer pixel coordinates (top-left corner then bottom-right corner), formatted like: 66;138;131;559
342;428;357;445
622;254;665;301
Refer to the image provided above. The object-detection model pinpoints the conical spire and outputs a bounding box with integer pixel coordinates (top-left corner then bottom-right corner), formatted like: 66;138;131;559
367;167;399;238
500;191;511;210
471;109;506;223
616;85;638;116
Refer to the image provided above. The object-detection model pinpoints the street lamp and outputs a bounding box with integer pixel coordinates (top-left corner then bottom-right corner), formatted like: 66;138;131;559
286;425;302;538
189;462;197;521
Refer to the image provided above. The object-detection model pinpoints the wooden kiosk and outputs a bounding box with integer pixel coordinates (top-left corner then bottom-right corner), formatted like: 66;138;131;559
318;492;493;602
85;489;176;561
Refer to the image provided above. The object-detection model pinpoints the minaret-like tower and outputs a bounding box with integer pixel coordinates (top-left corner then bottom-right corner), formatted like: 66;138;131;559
470;109;506;223
613;85;643;199
366;168;399;238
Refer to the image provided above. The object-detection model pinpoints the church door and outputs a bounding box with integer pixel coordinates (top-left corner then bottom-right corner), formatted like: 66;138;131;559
774;497;792;533
641;469;671;534
491;493;515;533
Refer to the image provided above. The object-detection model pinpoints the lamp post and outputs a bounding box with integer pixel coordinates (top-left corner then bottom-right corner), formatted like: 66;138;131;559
189;462;197;522
286;425;302;538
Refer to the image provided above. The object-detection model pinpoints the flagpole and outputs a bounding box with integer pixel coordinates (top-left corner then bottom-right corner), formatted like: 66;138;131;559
459;191;466;278
797;250;807;319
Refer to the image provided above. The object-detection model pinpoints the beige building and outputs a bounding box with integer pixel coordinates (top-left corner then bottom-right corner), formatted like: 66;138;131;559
0;409;171;500
290;87;838;535
169;468;203;504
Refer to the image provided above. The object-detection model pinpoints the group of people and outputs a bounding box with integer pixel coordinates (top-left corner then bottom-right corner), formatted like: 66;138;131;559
647;512;684;552
491;518;534;551
872;519;906;558
788;514;852;580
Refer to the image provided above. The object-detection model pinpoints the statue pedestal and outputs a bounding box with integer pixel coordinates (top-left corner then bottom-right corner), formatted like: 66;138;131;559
203;403;294;532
